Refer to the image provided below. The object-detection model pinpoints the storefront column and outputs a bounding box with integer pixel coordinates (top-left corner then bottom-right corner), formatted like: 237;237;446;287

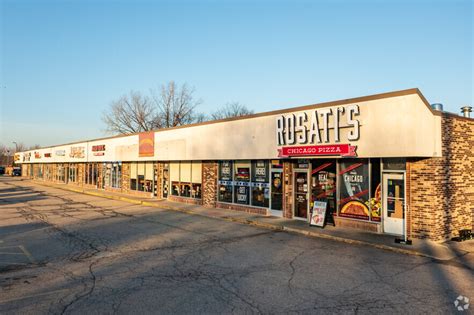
283;161;293;219
202;161;218;208
122;162;131;193
77;163;84;186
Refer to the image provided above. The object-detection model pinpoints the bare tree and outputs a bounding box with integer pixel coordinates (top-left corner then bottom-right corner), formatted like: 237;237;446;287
28;144;40;150
151;81;202;128
15;143;27;152
102;91;155;134
211;102;254;120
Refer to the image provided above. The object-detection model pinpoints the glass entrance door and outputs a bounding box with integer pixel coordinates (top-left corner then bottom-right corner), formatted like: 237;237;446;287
270;170;283;216
294;170;309;220
383;173;405;235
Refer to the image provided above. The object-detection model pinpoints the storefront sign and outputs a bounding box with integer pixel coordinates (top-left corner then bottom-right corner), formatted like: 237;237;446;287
70;147;85;158
14;154;20;162
92;145;106;156
139;132;154;157
278;144;357;157
276;104;360;145
34;152;41;159
55;150;66;156
23;152;31;162
44;153;52;158
310;201;327;227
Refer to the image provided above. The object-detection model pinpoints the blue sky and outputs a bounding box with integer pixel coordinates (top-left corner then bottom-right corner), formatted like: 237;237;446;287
1;0;472;147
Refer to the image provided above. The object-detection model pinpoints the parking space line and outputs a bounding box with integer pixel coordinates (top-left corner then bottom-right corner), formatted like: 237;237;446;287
0;261;27;265
19;245;36;264
0;288;70;304
0;252;25;255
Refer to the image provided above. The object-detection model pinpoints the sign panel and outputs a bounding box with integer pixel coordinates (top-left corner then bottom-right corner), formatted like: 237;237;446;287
310;201;327;227
139;132;155;157
278;144;357;158
92;144;106;156
70;147;85;158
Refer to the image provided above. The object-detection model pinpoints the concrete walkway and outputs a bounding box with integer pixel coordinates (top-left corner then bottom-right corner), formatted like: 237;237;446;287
28;179;473;263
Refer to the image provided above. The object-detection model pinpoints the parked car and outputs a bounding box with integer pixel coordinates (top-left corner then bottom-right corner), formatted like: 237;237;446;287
12;167;21;176
0;166;5;175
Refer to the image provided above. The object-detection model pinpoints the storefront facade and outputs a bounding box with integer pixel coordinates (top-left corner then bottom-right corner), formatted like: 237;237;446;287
15;89;474;242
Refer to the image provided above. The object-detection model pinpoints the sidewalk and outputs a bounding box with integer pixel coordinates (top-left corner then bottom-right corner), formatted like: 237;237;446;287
29;179;473;264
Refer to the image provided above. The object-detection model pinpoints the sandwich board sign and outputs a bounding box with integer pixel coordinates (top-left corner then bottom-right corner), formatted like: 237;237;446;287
310;201;327;227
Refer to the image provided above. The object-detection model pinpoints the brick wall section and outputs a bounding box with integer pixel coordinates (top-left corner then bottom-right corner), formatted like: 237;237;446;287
78;163;84;186
409;114;474;241
283;161;293;219
122;162;131;192
202;161;217;208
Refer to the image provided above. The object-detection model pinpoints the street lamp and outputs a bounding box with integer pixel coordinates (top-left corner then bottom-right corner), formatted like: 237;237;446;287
12;142;18;166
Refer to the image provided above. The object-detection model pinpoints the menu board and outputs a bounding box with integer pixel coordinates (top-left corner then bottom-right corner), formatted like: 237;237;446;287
310;201;327;227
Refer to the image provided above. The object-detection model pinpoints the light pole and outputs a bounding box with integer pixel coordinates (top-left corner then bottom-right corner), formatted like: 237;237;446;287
12;142;18;166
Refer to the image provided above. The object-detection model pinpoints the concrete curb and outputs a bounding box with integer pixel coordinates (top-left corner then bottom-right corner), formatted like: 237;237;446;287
31;180;430;259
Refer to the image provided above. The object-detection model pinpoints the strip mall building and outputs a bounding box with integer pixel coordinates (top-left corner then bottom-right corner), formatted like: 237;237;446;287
15;89;474;242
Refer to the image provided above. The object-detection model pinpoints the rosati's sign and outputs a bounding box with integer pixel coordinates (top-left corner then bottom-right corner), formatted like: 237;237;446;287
34;152;41;159
139;132;154;157
69;147;85;158
92;145;106;156
276;104;360;157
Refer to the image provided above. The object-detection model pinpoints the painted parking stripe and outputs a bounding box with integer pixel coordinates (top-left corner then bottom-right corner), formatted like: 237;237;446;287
19;245;35;264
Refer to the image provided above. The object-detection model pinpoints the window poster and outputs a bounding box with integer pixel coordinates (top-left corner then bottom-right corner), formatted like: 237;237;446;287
234;183;250;205
219;161;233;182
252;160;268;183
338;159;370;220
311;160;336;220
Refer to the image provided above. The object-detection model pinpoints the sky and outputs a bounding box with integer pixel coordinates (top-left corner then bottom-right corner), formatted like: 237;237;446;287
0;0;472;147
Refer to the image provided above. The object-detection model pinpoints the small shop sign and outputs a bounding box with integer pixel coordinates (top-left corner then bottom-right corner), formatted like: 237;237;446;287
92;145;106;156
44;153;52;158
34;152;41;159
278;144;357;158
55;150;66;156
69;147;85;158
139;132;154;157
310;201;327;227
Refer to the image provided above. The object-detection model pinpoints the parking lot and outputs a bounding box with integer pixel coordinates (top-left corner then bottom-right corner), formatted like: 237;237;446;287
0;177;472;314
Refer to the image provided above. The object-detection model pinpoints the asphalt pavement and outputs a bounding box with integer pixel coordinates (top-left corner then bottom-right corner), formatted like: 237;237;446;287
0;177;472;314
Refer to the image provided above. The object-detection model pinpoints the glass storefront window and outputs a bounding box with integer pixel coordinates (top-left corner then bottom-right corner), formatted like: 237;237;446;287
218;161;233;203
338;159;370;220
311;160;337;219
251;160;269;208
168;161;202;199
234;161;250;205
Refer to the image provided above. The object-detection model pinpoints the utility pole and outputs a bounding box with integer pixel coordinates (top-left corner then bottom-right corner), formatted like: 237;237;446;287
12;142;18;166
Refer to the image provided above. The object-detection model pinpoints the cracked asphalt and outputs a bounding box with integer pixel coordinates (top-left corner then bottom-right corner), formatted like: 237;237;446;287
0;177;472;314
